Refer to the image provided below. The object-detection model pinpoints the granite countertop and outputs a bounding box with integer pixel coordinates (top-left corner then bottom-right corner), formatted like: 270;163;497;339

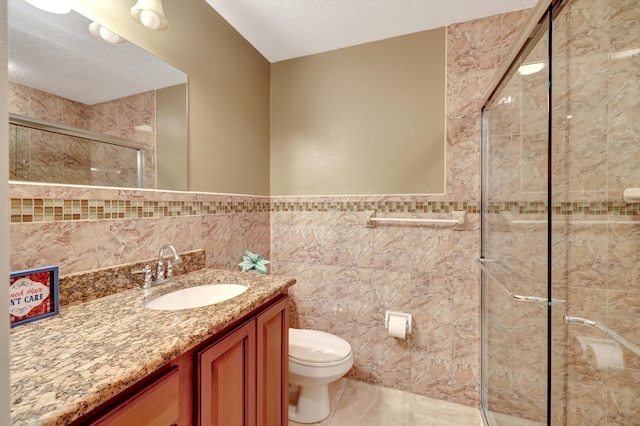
10;268;296;426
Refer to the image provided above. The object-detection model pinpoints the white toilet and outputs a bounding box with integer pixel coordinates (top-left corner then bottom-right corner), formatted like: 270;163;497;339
288;328;354;424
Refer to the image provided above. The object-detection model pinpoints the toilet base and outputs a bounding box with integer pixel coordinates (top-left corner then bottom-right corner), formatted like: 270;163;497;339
288;383;331;424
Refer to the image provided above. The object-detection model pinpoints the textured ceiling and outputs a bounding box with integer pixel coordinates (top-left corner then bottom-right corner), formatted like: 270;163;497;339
8;0;186;105
204;0;538;63
8;0;538;105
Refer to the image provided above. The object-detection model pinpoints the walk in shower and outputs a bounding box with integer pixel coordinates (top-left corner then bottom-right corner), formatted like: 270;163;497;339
480;0;640;424
9;114;143;188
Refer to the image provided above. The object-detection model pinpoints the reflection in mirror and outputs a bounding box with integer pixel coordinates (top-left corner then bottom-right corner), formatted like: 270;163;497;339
7;0;188;190
9;114;144;188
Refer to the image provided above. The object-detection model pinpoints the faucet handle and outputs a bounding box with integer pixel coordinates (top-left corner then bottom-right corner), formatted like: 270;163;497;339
166;259;174;278
156;257;166;281
131;265;153;289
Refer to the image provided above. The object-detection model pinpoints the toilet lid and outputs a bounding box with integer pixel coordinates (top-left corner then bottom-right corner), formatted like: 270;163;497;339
289;328;352;364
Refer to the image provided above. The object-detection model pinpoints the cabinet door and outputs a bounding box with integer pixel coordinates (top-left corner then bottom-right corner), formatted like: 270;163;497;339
198;321;257;426
256;296;289;426
90;366;180;426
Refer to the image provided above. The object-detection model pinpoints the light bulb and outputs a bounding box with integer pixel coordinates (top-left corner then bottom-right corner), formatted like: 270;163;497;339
89;22;126;45
131;0;169;30
140;10;161;30
99;27;124;45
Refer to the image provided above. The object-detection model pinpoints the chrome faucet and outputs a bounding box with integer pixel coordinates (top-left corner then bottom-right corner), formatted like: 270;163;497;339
156;244;181;282
132;244;182;289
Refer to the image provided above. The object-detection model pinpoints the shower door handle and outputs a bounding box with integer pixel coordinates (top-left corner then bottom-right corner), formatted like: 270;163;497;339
511;294;566;303
511;294;545;302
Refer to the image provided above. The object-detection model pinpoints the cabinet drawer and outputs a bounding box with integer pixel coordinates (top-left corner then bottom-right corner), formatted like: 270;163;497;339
90;366;180;426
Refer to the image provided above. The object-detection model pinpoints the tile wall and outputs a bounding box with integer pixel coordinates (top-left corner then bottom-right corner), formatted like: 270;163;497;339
559;0;640;424
8;82;155;188
9;4;638;421
9;183;271;277
270;10;531;408
7;9;531;411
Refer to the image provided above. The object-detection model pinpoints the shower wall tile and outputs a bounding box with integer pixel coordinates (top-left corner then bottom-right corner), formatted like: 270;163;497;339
487;134;519;200
568;128;608;194
29;87;62;123
560;0;640;424
566;0;611;57
64;137;91;169
7;81;156;189
565;362;606;426
610;0;640;51
566;220;608;289
607;220;640;292
608;53;640;192
60;97;89;129
499;9;532;62
8;81;29;116
445;10;534;203
483;3;640;422
448;15;502;73
568;52;610;126
607;291;640;370
30;129;64;167
606;368;640;425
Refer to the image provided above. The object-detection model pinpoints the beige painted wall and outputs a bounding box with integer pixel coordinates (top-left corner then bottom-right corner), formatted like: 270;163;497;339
70;0;271;195
270;29;445;196
157;83;188;191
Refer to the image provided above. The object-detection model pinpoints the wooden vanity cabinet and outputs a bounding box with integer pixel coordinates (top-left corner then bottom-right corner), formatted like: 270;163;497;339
198;320;257;426
74;294;288;426
256;297;289;426
83;352;193;426
197;295;289;426
90;367;181;426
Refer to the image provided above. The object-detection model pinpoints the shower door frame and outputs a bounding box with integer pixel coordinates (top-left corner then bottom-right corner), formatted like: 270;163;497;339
479;0;568;425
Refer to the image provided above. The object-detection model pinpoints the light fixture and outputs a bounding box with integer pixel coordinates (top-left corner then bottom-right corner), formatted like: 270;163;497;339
23;0;71;14
130;0;169;31
518;62;545;76
89;22;127;45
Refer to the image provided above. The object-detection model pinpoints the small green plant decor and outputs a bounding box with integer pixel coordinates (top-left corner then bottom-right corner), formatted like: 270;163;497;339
238;250;270;274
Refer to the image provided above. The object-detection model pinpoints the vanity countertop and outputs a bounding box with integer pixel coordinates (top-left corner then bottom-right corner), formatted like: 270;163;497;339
10;268;296;426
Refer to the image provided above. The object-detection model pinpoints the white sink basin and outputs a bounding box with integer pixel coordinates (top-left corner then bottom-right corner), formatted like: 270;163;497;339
145;283;248;311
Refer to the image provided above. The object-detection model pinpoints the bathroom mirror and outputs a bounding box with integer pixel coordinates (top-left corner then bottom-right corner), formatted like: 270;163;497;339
7;0;188;190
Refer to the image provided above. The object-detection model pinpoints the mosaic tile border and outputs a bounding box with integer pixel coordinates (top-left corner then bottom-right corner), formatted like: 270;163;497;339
486;201;640;216
10;198;640;224
271;200;480;213
10;198;270;223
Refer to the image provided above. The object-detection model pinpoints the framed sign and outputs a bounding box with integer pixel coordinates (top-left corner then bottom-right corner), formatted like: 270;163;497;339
10;266;59;327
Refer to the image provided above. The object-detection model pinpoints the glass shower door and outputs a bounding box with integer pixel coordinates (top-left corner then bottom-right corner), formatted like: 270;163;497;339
552;0;640;424
480;13;551;426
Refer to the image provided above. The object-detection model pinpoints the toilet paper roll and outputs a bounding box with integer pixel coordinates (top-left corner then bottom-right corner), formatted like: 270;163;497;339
388;315;407;339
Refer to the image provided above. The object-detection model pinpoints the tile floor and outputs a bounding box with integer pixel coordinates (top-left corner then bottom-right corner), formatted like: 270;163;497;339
288;378;484;426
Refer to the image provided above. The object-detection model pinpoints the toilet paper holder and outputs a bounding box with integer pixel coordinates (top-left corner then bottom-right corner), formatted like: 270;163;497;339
384;310;412;334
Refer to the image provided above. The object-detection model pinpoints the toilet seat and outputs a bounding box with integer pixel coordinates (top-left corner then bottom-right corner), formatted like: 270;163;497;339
288;328;354;423
289;328;352;367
